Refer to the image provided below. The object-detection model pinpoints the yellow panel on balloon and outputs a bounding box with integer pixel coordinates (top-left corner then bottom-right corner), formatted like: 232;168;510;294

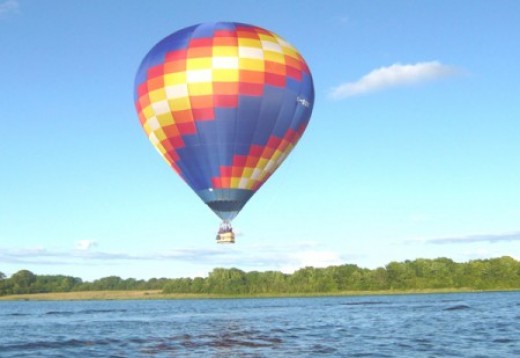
237;38;261;47
164;72;186;86
141;106;155;121
256;158;268;170
148;88;167;102
168;97;191;111
239;59;264;71
157;112;174;127
188;82;213;96
264;51;285;64
242;167;254;178
186;58;212;70
213;69;239;82
213;46;239;57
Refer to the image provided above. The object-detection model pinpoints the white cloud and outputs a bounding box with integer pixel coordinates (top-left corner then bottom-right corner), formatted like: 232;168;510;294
75;240;98;251
427;231;520;244
329;61;461;99
156;242;347;273
408;231;520;245
0;0;19;18
0;241;349;275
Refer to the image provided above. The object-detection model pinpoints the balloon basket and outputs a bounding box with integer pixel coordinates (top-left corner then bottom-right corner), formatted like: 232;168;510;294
216;231;235;244
216;221;235;244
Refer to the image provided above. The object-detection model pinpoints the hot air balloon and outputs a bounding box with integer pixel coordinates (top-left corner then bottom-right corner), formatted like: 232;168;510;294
134;22;314;243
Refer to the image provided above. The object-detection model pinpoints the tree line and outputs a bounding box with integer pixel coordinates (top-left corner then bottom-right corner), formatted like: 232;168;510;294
0;271;170;296
1;256;519;296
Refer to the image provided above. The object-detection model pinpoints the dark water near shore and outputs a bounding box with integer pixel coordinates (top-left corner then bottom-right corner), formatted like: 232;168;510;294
1;292;519;357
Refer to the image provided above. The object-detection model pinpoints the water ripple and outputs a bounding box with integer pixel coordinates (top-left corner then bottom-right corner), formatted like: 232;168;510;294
1;292;519;357
444;304;471;311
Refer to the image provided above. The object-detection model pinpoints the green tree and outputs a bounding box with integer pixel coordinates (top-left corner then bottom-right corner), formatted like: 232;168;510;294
428;258;457;288
144;277;170;290
206;268;248;294
163;278;194;293
91;276;124;290
245;271;262;293
289;267;316;293
460;259;487;289
191;277;207;293
263;271;288;293
386;261;416;289
243;271;288;294
0;272;9;295
311;267;337;292
287;266;336;293
363;267;388;290
330;264;363;290
481;256;520;288
10;270;37;294
3;256;520;297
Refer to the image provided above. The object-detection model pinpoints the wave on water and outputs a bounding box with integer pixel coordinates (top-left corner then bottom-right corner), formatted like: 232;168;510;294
45;311;75;316
493;338;514;344
3;326;290;355
78;308;128;314
2;293;519;357
140;330;286;355
2;338;121;352
443;304;471;311
340;301;385;306
44;309;128;316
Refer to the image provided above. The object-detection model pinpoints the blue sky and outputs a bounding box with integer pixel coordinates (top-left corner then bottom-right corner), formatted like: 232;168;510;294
1;0;520;281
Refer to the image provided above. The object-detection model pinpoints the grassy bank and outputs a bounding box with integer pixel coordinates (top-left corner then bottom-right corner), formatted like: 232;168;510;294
0;290;214;301
0;287;507;301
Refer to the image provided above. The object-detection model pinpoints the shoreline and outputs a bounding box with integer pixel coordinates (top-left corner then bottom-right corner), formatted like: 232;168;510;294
1;288;517;301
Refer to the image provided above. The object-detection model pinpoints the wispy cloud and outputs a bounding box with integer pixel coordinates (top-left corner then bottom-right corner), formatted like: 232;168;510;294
75;240;98;251
412;231;520;245
0;0;19;18
329;61;461;99
0;241;350;273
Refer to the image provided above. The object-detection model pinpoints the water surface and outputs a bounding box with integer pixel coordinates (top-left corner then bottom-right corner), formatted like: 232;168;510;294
1;292;519;357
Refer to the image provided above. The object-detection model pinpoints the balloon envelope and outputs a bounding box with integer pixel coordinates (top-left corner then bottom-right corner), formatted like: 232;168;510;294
134;22;314;221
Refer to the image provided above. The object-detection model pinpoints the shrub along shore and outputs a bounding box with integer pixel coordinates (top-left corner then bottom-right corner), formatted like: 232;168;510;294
1;256;519;300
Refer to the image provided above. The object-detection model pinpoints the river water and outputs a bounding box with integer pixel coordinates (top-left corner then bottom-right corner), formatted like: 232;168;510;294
1;291;519;357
